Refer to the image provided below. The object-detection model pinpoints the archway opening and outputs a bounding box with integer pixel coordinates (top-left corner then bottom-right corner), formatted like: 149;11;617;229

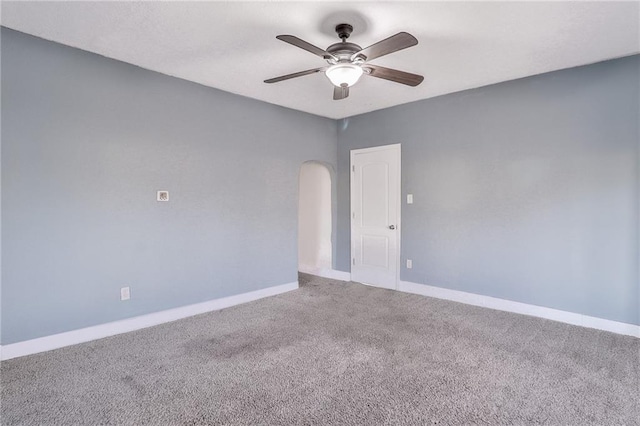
298;162;332;274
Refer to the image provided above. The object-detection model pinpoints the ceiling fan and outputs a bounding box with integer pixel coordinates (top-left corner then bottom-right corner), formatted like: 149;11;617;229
264;24;424;100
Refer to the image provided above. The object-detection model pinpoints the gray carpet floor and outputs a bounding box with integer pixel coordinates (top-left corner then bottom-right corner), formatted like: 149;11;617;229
2;273;639;425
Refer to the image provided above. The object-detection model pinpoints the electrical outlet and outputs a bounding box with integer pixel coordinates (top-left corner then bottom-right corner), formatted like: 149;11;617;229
406;259;413;269
157;190;169;202
120;287;130;301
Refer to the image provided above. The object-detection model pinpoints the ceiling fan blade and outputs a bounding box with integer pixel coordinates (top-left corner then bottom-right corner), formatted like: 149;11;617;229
352;32;418;62
364;64;424;87
276;35;337;61
333;85;349;100
264;67;326;84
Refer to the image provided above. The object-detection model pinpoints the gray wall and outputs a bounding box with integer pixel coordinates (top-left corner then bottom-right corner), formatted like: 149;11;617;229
337;55;639;326
1;28;337;345
2;27;638;346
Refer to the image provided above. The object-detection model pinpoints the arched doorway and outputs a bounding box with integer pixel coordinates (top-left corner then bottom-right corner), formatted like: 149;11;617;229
298;162;332;274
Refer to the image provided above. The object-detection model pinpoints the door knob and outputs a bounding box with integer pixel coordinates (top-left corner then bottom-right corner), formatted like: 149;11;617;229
389;225;395;230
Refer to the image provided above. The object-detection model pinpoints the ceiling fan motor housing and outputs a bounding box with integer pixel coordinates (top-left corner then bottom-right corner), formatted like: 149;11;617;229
328;24;362;64
327;42;362;62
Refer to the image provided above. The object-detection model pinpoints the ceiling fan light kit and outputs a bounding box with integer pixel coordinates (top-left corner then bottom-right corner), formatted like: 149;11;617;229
265;23;424;100
325;63;363;87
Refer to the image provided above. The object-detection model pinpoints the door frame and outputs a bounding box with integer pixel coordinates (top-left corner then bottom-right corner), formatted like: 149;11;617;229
350;143;402;290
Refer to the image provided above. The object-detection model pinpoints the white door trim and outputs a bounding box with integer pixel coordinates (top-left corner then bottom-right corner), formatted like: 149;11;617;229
350;143;402;290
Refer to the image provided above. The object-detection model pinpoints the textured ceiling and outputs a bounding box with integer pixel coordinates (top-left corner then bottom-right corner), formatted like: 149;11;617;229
2;1;639;119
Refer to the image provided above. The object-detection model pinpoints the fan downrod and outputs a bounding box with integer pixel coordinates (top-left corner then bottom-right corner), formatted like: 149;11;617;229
335;23;353;41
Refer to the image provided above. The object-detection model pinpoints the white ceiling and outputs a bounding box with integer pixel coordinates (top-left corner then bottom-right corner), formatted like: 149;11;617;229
2;1;639;119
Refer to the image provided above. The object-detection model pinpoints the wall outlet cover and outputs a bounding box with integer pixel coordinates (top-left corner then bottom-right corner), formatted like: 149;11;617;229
157;191;169;201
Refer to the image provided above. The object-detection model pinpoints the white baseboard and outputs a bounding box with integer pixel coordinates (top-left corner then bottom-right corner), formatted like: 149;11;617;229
1;281;299;361
399;281;640;338
298;265;351;282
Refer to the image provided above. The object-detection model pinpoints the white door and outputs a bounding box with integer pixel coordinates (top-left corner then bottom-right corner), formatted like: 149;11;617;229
350;144;400;289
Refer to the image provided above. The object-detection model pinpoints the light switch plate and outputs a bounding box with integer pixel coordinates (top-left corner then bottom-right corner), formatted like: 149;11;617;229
407;194;413;204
